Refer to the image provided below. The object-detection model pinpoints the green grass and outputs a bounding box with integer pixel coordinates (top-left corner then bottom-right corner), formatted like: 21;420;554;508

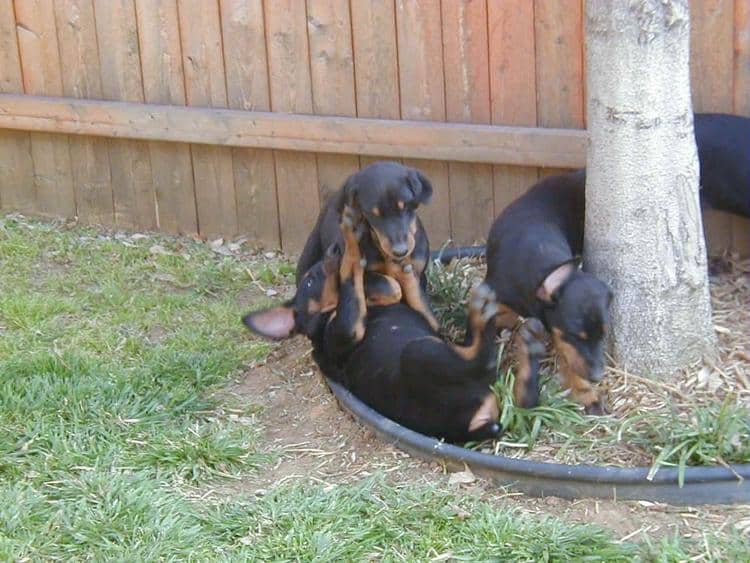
428;253;750;476
0;215;278;558
1;214;747;560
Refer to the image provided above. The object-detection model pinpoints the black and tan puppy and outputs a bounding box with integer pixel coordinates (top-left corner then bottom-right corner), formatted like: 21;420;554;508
297;161;439;331
484;170;611;414
245;208;501;443
694;113;750;218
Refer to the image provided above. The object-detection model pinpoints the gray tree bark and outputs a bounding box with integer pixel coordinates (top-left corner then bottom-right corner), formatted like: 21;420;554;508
584;0;715;377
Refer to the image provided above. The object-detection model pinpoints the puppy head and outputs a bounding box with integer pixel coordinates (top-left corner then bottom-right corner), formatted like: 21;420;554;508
341;161;432;260
243;247;340;340
539;265;612;383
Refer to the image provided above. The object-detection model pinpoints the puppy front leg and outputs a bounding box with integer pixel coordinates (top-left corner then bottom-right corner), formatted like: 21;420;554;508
330;206;368;344
391;259;440;332
551;329;605;414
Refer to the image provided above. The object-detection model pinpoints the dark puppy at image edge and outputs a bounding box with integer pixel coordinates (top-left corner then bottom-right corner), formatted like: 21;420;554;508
484;169;611;414
245;208;502;443
694;113;750;218
296;161;439;331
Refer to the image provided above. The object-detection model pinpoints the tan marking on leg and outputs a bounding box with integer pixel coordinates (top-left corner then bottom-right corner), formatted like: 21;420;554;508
552;328;601;410
319;271;339;312
495;303;520;330
512;330;533;407
469;393;500;432
340;213;367;341
399;272;440;331
448;289;492;360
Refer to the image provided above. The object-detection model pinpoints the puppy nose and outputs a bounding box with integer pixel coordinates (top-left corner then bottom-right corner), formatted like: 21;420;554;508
391;242;409;258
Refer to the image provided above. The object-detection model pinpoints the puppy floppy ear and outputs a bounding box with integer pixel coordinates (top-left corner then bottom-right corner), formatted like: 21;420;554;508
406;169;433;205
339;174;360;211
242;303;296;340
536;261;576;303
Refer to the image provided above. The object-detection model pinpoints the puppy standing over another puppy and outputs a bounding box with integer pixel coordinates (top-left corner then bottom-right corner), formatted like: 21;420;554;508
296;161;439;331
244;207;502;443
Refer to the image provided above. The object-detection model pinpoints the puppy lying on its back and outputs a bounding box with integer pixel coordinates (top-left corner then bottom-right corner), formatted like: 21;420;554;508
297;161;439;331
245;208;502;443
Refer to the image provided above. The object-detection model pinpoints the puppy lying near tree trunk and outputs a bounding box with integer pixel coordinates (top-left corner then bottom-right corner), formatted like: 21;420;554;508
244;207;502;443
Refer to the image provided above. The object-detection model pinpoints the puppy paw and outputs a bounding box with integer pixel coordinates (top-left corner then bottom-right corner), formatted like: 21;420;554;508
520;318;546;357
470;283;498;323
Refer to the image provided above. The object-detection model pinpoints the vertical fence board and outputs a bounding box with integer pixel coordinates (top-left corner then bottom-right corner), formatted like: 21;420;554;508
177;0;238;239
733;1;750;256
396;0;451;245
535;0;584;179
14;0;76;218
691;0;735;255
731;0;750;256
54;0;114;226
264;0;319;252
488;1;539;215
441;0;493;243
350;0;400;169
135;0;197;235
220;0;280;249
94;0;156;231
307;0;359;205
0;1;34;213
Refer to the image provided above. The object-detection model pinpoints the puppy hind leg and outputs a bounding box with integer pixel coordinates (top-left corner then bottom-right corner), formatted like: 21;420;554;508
512;318;546;408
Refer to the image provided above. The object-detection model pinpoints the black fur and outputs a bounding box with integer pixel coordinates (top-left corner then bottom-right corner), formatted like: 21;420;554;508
245;230;501;443
694;113;750;218
484;170;611;412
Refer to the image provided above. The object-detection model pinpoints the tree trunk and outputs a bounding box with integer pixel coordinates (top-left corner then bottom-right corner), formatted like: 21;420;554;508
584;0;714;377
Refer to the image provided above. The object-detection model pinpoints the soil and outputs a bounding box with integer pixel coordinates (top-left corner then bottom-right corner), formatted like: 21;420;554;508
224;335;750;544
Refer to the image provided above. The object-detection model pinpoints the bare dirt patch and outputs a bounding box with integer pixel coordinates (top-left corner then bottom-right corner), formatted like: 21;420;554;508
220;255;750;544
224;335;749;544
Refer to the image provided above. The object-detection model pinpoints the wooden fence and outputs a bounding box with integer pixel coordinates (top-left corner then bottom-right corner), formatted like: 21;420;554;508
0;0;747;255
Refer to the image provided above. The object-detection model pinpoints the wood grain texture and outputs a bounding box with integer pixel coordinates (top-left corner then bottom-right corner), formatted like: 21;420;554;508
220;0;280;248
442;0;493;243
135;0;197;234
264;0;319;252
94;0;156;230
396;0;451;245
350;0;400;120
54;0;114;226
732;0;750;256
488;1;539;216
0;1;34;213
534;0;584;129
690;0;735;254
14;0;76;218
351;0;400;169
0;94;589;167
307;0;359;205
178;0;238;238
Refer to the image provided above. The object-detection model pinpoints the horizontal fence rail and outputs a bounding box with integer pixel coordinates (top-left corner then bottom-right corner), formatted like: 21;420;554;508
0;94;588;168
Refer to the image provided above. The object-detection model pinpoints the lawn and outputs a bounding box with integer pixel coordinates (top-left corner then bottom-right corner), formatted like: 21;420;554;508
0;214;747;560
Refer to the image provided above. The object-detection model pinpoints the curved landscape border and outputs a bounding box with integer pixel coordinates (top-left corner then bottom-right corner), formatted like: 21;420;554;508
327;379;750;505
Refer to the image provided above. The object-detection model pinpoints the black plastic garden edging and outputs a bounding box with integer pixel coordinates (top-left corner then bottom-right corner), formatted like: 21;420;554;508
430;245;486;263
326;379;750;505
